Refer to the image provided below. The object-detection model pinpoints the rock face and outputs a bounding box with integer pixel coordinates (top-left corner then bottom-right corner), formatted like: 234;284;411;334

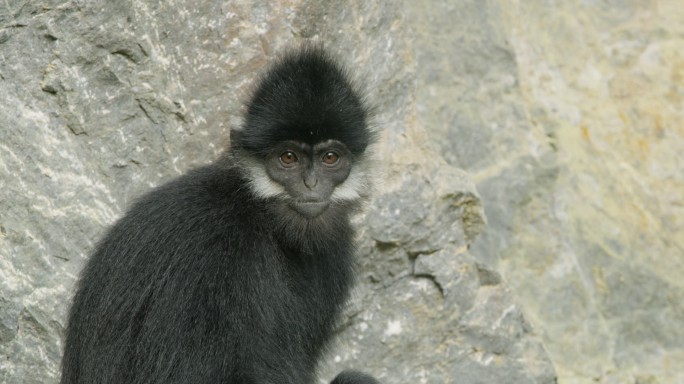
1;1;681;384
408;1;684;383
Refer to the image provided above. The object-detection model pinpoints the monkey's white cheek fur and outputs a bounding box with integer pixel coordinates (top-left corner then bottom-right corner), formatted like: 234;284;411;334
243;157;287;199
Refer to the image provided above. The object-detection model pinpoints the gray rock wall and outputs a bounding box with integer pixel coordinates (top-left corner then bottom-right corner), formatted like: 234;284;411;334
1;1;682;384
408;0;684;383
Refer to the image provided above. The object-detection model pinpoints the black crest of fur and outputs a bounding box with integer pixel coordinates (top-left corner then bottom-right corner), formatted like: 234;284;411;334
60;46;379;384
233;46;373;158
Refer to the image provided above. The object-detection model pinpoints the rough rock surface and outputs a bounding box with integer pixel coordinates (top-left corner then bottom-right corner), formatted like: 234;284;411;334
408;1;684;383
1;1;681;384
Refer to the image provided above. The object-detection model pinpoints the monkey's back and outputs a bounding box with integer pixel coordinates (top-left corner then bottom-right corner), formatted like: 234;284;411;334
61;163;356;384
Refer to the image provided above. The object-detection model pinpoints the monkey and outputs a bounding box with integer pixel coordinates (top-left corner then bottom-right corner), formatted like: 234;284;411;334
60;46;380;384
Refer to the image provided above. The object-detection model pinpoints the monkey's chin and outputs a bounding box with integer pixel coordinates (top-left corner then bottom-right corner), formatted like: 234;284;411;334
290;201;330;219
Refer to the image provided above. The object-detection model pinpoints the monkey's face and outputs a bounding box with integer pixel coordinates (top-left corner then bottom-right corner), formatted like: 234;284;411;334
264;139;352;218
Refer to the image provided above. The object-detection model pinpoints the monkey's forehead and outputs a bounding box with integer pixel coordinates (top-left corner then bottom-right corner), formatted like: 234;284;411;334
231;122;371;159
258;139;351;155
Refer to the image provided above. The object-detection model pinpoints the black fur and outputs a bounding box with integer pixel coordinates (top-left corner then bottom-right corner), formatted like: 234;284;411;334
61;46;378;384
233;46;373;158
332;371;382;384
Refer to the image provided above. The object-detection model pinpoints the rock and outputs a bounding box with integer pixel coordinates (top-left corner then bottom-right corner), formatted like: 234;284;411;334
408;0;684;383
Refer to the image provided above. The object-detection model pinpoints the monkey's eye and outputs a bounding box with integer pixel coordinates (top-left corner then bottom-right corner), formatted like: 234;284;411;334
322;152;339;165
280;151;298;165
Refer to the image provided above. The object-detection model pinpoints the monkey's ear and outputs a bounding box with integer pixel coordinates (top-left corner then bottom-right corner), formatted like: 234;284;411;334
229;129;243;148
227;115;247;152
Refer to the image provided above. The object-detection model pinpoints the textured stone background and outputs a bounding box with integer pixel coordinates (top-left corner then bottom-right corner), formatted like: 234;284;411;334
0;1;682;384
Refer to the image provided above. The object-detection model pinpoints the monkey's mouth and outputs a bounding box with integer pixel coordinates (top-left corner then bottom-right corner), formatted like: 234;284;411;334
290;201;330;218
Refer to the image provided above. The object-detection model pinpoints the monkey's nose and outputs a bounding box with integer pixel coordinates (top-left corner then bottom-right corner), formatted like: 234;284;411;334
304;171;318;189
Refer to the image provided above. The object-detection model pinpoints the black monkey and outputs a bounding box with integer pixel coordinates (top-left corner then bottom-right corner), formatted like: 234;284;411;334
60;46;380;384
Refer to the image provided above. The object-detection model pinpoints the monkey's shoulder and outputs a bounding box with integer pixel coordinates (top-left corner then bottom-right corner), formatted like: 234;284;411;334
141;163;251;207
102;164;267;250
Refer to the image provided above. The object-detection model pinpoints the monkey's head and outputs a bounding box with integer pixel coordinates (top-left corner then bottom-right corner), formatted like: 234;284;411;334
231;46;375;219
